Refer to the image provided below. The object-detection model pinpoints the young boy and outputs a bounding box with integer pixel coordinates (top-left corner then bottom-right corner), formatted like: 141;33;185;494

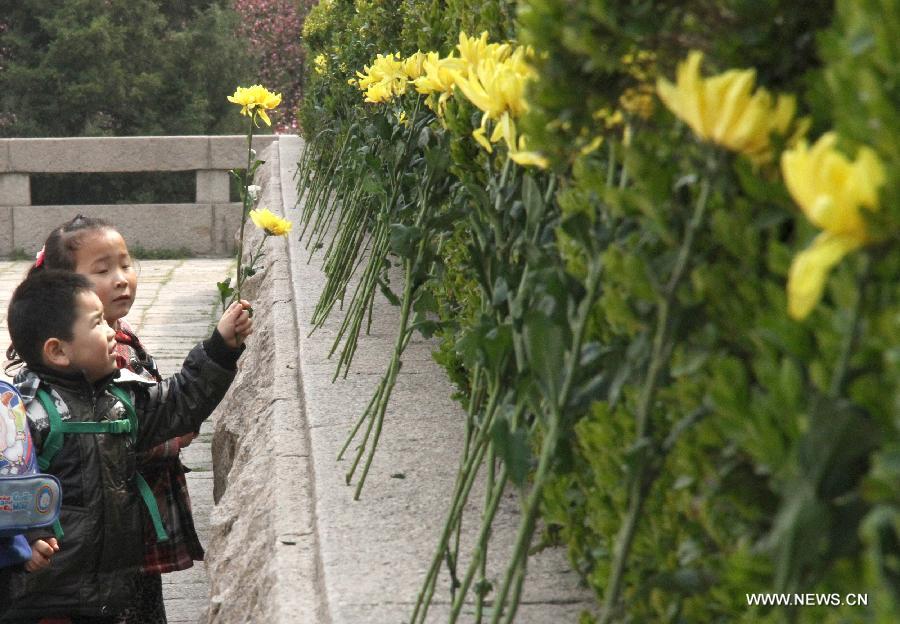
1;270;252;623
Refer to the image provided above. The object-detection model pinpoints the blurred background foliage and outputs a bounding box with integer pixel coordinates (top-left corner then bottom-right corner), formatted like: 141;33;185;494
0;0;309;204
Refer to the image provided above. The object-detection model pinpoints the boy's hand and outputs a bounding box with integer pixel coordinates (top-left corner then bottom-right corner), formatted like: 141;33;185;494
217;299;254;349
24;537;59;572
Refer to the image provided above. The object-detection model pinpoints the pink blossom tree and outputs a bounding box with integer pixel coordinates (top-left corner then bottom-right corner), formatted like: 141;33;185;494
233;0;313;133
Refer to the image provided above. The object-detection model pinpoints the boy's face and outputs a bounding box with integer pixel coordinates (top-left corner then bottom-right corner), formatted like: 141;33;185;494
73;229;137;324
58;291;119;382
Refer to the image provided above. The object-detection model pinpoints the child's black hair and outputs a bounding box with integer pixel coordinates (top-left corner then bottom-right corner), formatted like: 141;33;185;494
33;214;115;273
7;215;117;367
6;270;94;373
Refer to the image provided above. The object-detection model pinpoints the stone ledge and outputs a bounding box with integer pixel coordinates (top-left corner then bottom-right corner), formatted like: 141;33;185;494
207;142;329;624
1;135;278;173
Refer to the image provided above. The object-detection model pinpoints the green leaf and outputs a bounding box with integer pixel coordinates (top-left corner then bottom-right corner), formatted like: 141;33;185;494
492;276;510;308
389;223;424;258
491;414;531;487
522;174;546;233
412;290;438;315
560;212;594;252
522;310;566;405
377;277;401;306
216;278;234;310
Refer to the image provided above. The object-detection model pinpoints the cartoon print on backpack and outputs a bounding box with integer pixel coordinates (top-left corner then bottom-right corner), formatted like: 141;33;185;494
0;386;30;476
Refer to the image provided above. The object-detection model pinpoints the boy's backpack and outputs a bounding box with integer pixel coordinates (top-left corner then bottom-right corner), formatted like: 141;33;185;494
0;381;62;569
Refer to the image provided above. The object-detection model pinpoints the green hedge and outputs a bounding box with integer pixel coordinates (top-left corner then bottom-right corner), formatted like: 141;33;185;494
297;0;900;621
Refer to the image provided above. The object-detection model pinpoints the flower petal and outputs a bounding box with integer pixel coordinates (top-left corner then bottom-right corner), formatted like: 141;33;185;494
787;232;862;320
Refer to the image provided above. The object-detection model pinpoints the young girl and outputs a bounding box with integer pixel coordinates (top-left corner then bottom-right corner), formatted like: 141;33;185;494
29;215;207;624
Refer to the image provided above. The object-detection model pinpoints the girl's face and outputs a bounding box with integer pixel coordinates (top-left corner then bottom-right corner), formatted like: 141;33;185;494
72;229;138;324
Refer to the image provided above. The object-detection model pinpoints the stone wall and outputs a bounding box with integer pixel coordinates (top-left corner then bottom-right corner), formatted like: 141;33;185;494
206;143;324;623
0;135;276;256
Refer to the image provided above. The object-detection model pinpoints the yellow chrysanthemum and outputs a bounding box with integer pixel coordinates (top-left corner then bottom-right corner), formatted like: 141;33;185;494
619;85;655;120
314;54;328;75
227;85;282;126
451;46;548;164
452;46;533;121
402;51;427;80
781;133;886;319
413;52;467;114
656;51;796;165
249;207;293;237
355;53;407;103
509;135;549;169
457;31;511;67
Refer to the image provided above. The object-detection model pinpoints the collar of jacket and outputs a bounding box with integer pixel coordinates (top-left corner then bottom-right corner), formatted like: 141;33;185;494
19;363;120;401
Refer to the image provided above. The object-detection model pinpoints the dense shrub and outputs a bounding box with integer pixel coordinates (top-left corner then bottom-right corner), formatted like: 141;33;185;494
297;0;900;621
0;0;254;137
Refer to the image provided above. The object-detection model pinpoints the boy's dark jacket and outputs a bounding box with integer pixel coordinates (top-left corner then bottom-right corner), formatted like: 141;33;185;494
0;331;241;620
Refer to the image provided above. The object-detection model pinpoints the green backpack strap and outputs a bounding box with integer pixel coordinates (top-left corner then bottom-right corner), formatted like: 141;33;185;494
107;385;169;543
35;390;64;472
34;386;169;543
34;389;65;540
106;385;138;441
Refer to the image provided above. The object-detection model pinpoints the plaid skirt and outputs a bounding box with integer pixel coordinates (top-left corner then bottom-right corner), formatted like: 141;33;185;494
138;451;204;574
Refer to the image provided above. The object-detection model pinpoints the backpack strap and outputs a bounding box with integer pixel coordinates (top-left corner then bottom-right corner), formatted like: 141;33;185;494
34;389;66;540
106;385;138;442
33;386;169;543
107;385;169;543
35;390;65;472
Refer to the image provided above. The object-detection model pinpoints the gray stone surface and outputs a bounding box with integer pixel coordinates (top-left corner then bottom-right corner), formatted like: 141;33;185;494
0;135;280;257
0;207;12;256
206;141;325;624
1;136;277;173
196;170;231;204
0;140;10;173
0;173;29;205
10;204;238;256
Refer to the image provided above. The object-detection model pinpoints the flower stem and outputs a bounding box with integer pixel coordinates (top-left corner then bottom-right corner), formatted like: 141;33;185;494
598;174;711;624
829;253;870;398
235;114;256;302
490;262;602;623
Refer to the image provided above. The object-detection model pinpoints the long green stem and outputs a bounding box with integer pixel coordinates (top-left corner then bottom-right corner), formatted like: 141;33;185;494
490;263;602;623
326;99;425;378
828;254;870;398
411;384;501;624
347;176;434;496
489;417;559;624
449;464;509;623
235;114;255;301
598;174;712;624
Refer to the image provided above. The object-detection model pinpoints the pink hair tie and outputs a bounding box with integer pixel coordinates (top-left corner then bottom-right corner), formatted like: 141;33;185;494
34;246;46;268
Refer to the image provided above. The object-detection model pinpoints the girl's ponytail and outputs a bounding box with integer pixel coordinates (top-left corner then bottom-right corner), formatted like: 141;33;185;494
5;344;23;376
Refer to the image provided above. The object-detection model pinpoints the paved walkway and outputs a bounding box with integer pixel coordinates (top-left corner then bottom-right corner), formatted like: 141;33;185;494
0;257;232;624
